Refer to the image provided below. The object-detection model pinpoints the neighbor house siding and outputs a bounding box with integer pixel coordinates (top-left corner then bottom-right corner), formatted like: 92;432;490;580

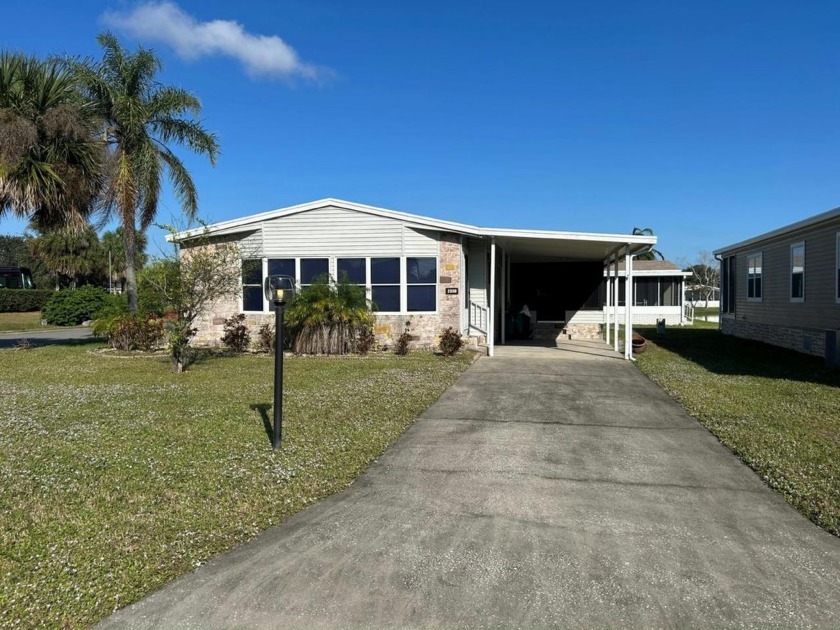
719;215;840;357
727;221;839;331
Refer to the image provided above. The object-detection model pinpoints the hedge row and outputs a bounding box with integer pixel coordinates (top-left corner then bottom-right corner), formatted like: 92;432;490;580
0;289;54;312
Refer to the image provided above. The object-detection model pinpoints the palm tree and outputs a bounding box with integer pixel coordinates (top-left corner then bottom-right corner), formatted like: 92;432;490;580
29;224;103;289
631;227;665;261
68;33;219;313
0;52;103;231
101;227;147;292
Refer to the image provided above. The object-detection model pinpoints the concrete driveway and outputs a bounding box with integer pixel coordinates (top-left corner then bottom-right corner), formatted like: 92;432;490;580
0;326;93;348
98;340;840;629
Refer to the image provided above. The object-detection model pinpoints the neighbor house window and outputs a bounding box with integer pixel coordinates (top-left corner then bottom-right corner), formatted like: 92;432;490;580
241;259;263;312
407;257;437;311
371;257;400;312
836;233;840;303
747;252;762;301
300;258;329;286
790;242;805;302
721;255;736;314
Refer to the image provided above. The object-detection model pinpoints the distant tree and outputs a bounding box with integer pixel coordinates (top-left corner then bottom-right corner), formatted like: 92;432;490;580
67;33;219;314
29;225;104;289
631;227;665;261
101;228;146;292
0;52;102;231
683;251;720;308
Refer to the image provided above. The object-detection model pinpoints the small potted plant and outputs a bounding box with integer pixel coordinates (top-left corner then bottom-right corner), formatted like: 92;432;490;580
632;332;647;354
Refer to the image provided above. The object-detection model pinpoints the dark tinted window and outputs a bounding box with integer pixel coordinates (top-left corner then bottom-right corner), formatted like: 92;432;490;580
243;286;263;311
338;258;366;284
268;258;295;278
242;259;262;285
371;258;399;284
408;285;436;311
372;285;400;312
407;257;436;284
300;258;329;284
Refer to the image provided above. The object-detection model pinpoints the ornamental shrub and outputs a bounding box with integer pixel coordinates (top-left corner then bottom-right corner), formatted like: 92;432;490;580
257;323;275;354
221;313;251;352
438;327;464;356
0;288;54;312
93;313;164;351
41;286;117;326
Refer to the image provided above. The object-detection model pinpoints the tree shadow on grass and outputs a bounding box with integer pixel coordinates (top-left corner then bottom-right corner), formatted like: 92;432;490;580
249;403;274;445
638;326;840;388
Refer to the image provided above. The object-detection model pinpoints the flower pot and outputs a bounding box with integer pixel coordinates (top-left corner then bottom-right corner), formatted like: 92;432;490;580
632;334;647;354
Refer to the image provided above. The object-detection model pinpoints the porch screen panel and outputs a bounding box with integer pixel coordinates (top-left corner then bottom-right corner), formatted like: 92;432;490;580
659;279;678;306
635;278;659;306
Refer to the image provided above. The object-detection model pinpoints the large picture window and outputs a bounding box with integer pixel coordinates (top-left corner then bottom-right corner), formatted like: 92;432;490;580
242;259;263;312
371;258;400;312
790;242;805;302
407;257;437;311
337;258;366;284
747;252;762;301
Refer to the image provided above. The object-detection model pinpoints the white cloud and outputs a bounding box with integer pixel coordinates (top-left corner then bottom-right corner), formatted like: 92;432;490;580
102;2;326;80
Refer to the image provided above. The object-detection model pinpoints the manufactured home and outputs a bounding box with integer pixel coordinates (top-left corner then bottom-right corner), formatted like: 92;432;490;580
173;199;658;358
714;206;840;361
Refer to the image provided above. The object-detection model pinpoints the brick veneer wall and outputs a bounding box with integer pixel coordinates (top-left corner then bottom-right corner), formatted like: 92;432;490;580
720;316;827;358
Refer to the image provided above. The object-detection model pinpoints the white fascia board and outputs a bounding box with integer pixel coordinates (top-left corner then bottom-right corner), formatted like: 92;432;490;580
714;205;840;255
603;269;692;277
478;227;656;246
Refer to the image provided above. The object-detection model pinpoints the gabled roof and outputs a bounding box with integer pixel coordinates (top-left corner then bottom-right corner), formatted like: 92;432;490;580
171;198;657;258
714;206;840;255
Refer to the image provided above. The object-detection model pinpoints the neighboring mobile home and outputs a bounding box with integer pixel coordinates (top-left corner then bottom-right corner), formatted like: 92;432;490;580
714;206;840;361
172;199;656;358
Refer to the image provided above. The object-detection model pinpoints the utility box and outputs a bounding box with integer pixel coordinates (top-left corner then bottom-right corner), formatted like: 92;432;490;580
656;319;666;336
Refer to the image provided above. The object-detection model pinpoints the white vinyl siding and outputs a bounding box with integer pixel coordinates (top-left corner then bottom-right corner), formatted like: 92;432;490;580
260;206;437;258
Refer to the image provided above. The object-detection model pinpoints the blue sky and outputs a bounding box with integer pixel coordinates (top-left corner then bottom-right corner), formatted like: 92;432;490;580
3;0;840;263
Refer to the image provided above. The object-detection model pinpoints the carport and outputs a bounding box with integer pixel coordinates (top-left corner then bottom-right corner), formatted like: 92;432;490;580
465;229;656;359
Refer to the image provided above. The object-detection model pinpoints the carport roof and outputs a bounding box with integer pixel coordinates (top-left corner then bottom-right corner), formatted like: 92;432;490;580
172;198;656;260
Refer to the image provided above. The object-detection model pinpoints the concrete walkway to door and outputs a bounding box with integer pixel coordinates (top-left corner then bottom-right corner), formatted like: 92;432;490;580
98;342;840;629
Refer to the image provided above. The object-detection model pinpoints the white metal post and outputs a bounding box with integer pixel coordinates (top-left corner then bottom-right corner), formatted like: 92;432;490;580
500;249;506;345
613;254;620;352
605;266;611;345
624;245;633;360
680;276;685;325
489;238;496;357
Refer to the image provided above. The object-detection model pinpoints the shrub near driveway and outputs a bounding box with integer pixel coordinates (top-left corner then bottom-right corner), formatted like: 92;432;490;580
634;327;840;538
0;344;474;629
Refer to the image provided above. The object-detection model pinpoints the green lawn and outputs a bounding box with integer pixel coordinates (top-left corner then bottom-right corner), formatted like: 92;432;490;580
634;327;840;538
0;311;55;332
0;343;474;629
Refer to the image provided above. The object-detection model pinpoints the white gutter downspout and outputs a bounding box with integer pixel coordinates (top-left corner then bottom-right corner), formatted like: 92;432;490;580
605;259;611;346
500;248;506;345
488;238;496;357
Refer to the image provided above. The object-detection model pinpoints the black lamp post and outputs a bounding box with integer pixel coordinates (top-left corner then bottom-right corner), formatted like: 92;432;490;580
264;275;296;449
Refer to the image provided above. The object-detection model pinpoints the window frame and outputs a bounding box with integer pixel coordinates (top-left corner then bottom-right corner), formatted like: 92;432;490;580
790;241;805;303
746;251;763;302
721;255;736;315
835;233;840;304
405;256;438;313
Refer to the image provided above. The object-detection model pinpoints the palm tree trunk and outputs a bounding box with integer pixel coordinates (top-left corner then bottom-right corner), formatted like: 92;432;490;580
123;220;138;314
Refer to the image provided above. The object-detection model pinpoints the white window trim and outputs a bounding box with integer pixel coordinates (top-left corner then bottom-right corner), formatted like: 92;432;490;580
746;250;763;302
241;258;267;314
405;256;439;315
790;241;805;303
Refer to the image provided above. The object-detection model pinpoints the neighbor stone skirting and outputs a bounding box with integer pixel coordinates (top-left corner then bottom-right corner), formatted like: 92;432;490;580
720;317;827;358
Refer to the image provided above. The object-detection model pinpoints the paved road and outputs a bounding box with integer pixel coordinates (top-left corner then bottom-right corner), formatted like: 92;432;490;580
0;326;94;348
97;341;840;629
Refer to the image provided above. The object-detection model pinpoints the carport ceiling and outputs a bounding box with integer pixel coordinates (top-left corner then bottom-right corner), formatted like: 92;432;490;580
490;232;655;262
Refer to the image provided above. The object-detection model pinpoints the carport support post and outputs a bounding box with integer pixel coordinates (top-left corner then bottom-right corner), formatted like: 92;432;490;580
613;254;620;353
605;263;611;345
500;248;506;345
624;245;633;360
488;238;496;357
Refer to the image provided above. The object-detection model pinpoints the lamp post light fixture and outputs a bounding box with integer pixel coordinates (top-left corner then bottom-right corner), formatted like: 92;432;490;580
264;275;296;449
